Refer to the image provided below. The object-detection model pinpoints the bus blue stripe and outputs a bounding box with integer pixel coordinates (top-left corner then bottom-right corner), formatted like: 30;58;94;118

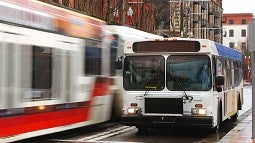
214;43;242;61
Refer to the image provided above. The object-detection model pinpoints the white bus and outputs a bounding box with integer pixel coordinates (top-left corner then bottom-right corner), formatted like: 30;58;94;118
115;37;243;130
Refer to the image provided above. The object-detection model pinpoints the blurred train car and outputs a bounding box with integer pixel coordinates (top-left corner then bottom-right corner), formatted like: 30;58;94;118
0;0;114;142
0;0;162;142
105;25;162;118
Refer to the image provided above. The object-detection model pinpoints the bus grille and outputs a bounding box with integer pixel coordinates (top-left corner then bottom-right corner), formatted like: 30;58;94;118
144;98;183;114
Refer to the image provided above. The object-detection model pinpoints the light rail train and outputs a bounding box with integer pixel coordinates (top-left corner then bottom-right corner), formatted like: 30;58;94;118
0;0;162;142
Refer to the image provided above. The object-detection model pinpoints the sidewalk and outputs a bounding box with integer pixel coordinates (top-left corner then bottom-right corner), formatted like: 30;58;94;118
219;112;255;143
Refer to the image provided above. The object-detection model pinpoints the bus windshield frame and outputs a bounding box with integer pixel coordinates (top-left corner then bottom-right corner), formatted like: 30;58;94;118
123;55;212;91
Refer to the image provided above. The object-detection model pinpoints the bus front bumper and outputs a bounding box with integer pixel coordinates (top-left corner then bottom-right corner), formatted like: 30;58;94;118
121;115;214;128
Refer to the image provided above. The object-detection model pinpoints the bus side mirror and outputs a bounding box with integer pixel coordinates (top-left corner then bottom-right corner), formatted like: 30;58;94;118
215;76;224;92
215;76;224;86
114;57;123;70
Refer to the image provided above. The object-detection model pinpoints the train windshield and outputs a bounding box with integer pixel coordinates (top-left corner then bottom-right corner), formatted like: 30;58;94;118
166;55;211;91
123;55;165;91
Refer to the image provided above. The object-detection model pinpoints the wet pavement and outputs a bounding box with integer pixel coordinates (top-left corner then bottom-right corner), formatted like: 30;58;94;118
219;83;254;143
219;112;254;143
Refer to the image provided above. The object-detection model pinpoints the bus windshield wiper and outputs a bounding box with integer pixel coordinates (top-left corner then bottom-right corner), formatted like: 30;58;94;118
175;74;193;103
143;71;158;96
143;67;161;96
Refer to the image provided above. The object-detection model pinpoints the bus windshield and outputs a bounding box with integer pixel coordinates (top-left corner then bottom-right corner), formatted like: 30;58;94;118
166;55;211;91
123;55;165;91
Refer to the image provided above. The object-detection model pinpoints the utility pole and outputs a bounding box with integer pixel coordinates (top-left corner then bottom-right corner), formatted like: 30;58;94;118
248;18;255;140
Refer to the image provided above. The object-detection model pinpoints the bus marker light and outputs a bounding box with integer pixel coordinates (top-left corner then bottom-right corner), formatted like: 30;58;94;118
195;104;203;108
202;45;207;48
130;103;138;107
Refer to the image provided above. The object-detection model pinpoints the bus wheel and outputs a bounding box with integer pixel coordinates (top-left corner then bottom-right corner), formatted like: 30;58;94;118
216;101;222;131
231;112;238;120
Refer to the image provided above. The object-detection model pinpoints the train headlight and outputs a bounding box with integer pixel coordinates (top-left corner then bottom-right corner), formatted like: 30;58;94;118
191;108;207;115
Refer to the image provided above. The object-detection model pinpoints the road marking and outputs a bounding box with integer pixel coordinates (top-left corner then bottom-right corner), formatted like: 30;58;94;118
86;141;143;143
78;126;136;142
51;139;143;143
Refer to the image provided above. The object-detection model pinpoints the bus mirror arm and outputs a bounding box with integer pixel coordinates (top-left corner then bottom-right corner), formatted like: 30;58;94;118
216;86;222;92
114;56;123;70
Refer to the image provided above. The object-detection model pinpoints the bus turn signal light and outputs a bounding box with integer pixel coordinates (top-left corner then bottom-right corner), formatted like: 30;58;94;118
195;104;203;108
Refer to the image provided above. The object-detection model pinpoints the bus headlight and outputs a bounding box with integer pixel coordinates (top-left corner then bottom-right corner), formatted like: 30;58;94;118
127;107;141;115
191;108;207;115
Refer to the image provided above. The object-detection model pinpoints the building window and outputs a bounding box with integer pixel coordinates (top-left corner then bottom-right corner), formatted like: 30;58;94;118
242;19;247;24
229;42;235;48
229;19;234;24
241;29;246;37
229;29;234;37
241;42;247;50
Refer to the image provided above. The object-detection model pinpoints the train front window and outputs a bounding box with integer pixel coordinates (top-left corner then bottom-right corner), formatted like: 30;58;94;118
123;55;165;91
166;55;211;91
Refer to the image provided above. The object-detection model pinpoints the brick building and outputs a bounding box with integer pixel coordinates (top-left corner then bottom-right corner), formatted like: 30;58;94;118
40;0;156;33
167;0;223;43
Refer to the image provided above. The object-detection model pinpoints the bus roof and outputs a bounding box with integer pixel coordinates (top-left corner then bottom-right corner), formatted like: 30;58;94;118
214;42;242;61
123;37;242;61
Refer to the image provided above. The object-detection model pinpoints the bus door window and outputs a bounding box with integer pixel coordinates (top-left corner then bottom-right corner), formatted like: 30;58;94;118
215;57;223;91
226;60;232;90
234;61;242;87
222;59;227;91
230;61;235;89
